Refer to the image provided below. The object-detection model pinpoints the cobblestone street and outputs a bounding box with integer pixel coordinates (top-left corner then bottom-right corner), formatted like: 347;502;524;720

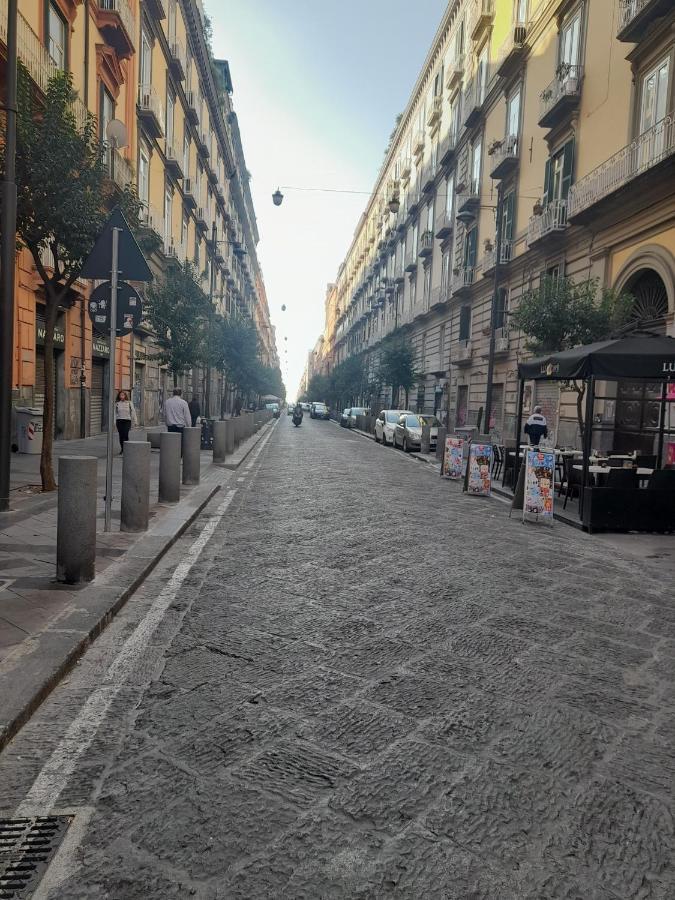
1;416;674;898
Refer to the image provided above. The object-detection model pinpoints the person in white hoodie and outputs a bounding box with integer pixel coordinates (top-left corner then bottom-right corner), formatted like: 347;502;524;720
114;390;137;453
524;405;549;446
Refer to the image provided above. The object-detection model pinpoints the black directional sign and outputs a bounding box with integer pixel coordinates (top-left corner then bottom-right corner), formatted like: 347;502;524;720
88;281;143;337
80;207;153;282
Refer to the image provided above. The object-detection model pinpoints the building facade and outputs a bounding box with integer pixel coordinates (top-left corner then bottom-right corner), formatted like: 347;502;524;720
321;0;674;446
2;0;277;440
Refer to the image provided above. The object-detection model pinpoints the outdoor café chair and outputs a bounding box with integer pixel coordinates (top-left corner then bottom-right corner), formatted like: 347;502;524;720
637;454;657;470
563;461;583;509
492;445;503;481
606;468;638;489
647;469;675;490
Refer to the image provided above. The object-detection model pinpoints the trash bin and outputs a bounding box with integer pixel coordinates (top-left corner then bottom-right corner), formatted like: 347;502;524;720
16;407;44;455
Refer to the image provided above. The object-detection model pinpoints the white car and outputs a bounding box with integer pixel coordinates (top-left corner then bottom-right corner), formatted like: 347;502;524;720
375;410;412;446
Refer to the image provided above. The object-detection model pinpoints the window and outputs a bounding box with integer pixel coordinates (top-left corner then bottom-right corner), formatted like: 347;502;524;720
138;145;150;207
560;8;582;67
506;88;521;148
426;202;434;233
640;57;670;135
182;214;189;257
515;0;528;25
459;305;471;341
546;263;562;280
449;94;460;140
471;137;482;192
495;287;508;329
445;172;455;217
100;86;114;170
183;134;190;177
164;186;172;248
464;226;478;270
500;191;515;245
411;219;419;252
441;250;450;291
431;140;439;171
433;68;443;97
409;274;417;308
477;43;489;103
439;324;446;368
140;28;152;86
47;2;67;69
168;0;177;41
544;139;574;204
423;264;432;303
455;19;465;59
166;91;175;148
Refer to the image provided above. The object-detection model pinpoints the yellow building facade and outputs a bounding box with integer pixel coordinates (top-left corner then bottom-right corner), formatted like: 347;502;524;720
1;0;276;439
325;0;674;448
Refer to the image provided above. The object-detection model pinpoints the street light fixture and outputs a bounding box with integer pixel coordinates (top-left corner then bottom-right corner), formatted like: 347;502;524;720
272;188;284;206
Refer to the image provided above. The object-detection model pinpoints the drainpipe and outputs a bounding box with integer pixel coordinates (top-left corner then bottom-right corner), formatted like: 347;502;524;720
79;0;90;438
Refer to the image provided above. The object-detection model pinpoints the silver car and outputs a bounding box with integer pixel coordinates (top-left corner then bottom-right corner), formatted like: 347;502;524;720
393;413;440;452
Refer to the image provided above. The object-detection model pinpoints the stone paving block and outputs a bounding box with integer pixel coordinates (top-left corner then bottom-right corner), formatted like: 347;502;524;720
297;700;416;761
365;673;461;718
420;690;529;754
325;638;420;678
262;667;363;716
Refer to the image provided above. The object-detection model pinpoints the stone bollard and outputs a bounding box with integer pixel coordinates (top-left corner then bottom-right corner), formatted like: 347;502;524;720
225;417;235;455
57;456;97;584
436;426;447;462
159;431;181;503
212;420;229;464
182;426;201;485
121;441;151;533
421;424;431;455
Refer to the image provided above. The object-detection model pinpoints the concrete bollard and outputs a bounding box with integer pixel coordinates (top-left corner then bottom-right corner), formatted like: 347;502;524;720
57;456;97;584
421;424;431;455
121;441;151;533
436;426;447;462
225;417;235;455
159;431;181;503
182;426;201;485
212;419;228;464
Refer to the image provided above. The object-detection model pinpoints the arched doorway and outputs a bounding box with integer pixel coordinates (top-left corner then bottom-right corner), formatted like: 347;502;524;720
614;269;670;453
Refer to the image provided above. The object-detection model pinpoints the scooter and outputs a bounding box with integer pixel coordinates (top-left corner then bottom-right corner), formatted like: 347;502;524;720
292;408;303;427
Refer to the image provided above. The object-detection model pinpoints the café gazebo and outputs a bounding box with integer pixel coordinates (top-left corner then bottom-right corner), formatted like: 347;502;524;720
515;333;675;533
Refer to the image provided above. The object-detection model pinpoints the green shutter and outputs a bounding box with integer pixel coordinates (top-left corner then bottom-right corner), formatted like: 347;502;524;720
466;227;477;268
561;138;575;200
543;157;552;204
501;192;515;242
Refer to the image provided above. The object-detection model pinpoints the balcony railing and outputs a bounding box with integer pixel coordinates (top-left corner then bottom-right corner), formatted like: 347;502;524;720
98;0;134;51
404;246;418;271
427;95;442;129
186;90;200;125
463;71;490;128
489;135;520;179
105;147;133;192
446;54;465;91
419;230;434;257
482;240;513;274
539;65;583;129
138;84;164;138
470;0;494;42
0;0;88;127
617;0;673;41
169;39;187;80
439;127;458;166
568;115;675;220
452;267;476;295
435;208;455;240
140;203;163;238
527;199;568;245
454;339;473;365
456;179;480;217
496;23;528;78
412;131;425;158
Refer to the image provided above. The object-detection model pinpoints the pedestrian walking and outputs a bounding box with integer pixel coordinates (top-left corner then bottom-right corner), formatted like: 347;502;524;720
234;396;243;417
524;406;549;446
114;390;137;454
164;388;192;435
188;395;201;428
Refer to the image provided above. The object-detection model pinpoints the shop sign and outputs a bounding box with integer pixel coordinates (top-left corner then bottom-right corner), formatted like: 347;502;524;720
523;448;555;524
466;442;492;496
442;436;464;480
36;320;65;349
92;336;110;359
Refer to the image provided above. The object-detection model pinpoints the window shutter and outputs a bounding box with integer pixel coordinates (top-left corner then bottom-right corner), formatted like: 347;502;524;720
501;192;515;242
561;137;575;200
465;227;477;268
543;157;552;204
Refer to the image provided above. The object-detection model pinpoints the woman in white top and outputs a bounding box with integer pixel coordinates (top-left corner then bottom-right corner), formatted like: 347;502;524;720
114;390;137;453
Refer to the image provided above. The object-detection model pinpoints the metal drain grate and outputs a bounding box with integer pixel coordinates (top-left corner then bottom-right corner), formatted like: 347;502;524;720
0;816;73;898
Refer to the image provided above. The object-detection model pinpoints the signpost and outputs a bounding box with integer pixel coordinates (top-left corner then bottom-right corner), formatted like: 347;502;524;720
88;281;143;336
80;208;152;532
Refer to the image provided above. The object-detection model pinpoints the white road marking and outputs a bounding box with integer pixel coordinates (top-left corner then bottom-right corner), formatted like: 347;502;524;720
16;425;276;818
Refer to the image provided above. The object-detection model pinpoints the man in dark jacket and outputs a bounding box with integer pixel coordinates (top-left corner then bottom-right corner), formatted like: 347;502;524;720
524;406;549;445
188;396;201;428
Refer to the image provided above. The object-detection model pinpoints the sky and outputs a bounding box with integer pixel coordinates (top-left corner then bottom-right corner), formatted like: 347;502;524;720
206;0;448;399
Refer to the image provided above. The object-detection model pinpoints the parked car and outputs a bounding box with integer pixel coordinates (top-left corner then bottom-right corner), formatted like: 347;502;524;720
340;408;351;427
301;402;311;412
346;407;368;428
375;409;413;446
393;413;441;452
287;404;295;416
265;402;281;418
310;402;330;420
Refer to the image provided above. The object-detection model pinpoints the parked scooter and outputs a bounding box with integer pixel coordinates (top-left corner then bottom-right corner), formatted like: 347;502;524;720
292;406;303;427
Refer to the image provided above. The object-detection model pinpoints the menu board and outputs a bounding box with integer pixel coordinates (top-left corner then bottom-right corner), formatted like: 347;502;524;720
523;448;555;524
442;436;464;480
466;442;492;496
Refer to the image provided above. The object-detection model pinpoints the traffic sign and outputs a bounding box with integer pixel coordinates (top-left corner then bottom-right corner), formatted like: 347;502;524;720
80;207;153;282
88;281;143;336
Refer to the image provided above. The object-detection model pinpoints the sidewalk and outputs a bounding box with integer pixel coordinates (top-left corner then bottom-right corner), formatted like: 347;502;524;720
0;419;274;750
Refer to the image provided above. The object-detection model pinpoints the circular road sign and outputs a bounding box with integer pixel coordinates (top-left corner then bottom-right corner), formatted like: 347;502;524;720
88;281;143;337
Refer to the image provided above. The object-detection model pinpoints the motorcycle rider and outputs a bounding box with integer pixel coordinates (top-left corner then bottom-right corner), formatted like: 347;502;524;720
292;403;303;425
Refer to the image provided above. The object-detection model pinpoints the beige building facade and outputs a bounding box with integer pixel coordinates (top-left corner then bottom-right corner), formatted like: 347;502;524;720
322;0;675;447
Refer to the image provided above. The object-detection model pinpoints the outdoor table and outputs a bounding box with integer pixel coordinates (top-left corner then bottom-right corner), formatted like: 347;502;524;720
573;464;654;483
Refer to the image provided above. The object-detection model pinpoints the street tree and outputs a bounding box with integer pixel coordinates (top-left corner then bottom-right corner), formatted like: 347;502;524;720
377;330;418;409
221;316;260;401
144;262;210;385
511;275;633;435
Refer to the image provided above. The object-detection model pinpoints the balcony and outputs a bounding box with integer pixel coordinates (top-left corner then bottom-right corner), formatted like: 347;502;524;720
439;128;458;167
527;199;568;245
197;131;210;158
470;0;494;42
195;207;208;231
143;0;166;19
105;147;133;192
452;267;476;297
482;241;513;274
496;24;528;79
446;55;465;92
164;241;184;268
96;0;135;57
138;85;164;138
454;340;474;365
435;208;454;240
169;39;187;81
568;115;675;223
412;131;425;159
406;187;422;219
616;0;673;41
400;157;412;182
419;230;434;258
182;178;197;209
139;204;163;241
427;96;443;130
164;143;184;179
404;247;418;272
489;135;519;179
538;65;583;129
494;328;510;356
186;90;200;125
421;160;436;194
463;74;488;128
456;180;480;220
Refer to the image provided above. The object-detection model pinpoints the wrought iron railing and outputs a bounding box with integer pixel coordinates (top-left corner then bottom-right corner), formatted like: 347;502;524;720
539;65;583;123
527;199;568;244
99;0;134;42
617;0;654;33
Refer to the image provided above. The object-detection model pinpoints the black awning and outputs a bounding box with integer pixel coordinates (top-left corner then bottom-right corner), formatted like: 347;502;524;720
518;334;675;381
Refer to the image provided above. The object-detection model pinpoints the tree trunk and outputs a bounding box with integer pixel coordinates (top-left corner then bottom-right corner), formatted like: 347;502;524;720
39;299;58;492
172;369;178;388
575;381;586;446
